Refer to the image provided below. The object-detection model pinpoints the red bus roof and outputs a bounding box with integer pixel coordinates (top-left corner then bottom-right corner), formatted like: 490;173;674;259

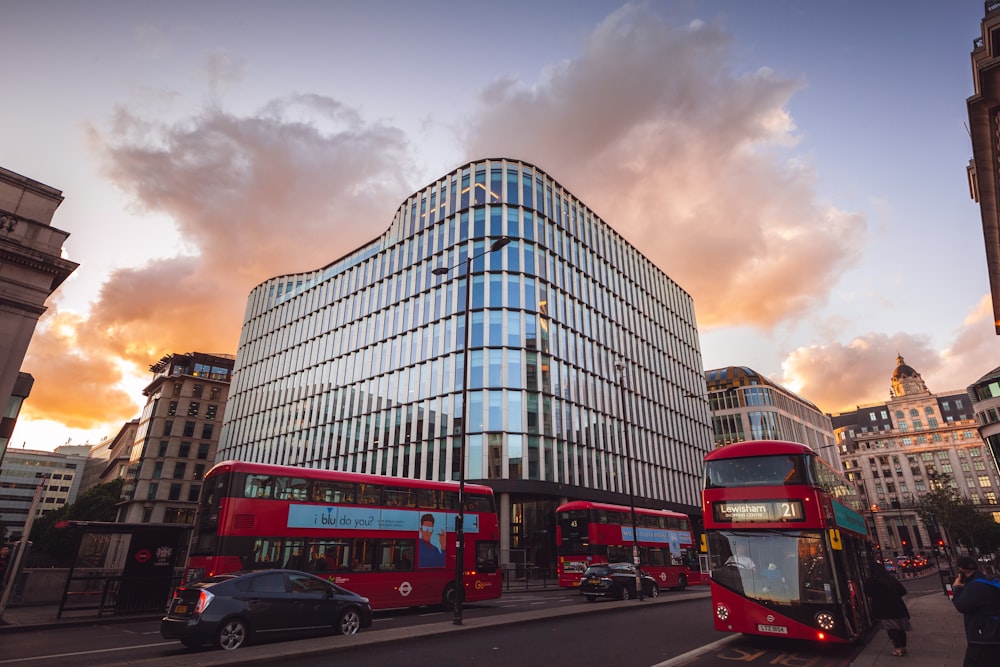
703;440;815;462
207;460;495;495
556;499;689;519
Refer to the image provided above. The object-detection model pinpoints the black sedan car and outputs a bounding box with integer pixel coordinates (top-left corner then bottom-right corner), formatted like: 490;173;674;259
161;569;373;650
579;563;660;602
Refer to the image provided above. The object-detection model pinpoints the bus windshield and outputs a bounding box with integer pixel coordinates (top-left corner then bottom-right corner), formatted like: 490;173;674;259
707;530;834;605
704;454;807;488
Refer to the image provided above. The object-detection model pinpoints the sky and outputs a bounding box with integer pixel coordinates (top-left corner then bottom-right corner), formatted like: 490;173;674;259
2;0;998;452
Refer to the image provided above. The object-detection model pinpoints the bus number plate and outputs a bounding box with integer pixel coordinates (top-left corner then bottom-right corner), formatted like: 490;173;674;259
757;624;788;634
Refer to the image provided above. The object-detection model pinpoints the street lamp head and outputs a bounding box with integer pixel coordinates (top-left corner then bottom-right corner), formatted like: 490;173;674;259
489;236;512;251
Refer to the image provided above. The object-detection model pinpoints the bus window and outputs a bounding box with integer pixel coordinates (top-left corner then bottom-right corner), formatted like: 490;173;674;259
384;487;416;507
312;481;355;503
352;538;377;571
476;541;499;572
379;539;416;570
245;474;275;499
358;484;382;505
275;477;309;501
415;488;441;509
250;537;283;567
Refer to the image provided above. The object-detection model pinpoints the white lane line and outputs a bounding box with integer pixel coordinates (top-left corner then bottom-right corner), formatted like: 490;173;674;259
0;642;176;664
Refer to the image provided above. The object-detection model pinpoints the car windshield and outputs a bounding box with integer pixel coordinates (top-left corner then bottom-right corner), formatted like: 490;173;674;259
583;565;613;576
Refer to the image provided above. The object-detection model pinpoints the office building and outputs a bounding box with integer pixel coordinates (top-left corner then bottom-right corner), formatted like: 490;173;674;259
220;158;714;571
117;352;234;524
0;168;79;465
0;446;87;541
967;365;1000;483
703;366;840;469
831;355;1000;558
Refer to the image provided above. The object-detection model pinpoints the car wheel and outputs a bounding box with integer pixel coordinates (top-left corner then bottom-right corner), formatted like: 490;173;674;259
584;595;597;603
442;582;457;609
337;607;362;635
216;617;249;651
675;574;687;591
648;584;659;598
619;586;631;601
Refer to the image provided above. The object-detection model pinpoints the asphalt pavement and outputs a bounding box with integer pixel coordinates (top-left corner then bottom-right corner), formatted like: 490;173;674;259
0;574;967;667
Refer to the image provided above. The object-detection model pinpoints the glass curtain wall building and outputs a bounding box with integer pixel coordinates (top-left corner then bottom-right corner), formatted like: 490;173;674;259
219;159;713;572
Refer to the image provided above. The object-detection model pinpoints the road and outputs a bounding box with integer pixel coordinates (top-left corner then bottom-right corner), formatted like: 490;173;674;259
0;574;945;667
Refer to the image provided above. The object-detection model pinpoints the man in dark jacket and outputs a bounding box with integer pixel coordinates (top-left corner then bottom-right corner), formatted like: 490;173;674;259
952;555;1000;667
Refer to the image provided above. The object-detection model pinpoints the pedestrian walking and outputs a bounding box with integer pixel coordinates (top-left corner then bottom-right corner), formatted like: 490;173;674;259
951;555;1000;667
864;562;911;657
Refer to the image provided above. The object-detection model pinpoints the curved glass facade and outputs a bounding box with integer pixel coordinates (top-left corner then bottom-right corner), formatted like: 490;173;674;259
219;159;713;568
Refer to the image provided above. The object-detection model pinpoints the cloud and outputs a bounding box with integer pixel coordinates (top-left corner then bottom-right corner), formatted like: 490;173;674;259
20;309;137;428
778;296;1000;414
461;3;867;328
22;95;417;427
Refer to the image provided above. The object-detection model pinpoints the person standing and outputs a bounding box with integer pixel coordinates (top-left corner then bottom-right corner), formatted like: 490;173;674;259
952;556;1000;667
864;563;911;657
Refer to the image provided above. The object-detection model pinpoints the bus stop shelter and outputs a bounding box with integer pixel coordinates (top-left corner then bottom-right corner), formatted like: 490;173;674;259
57;522;190;618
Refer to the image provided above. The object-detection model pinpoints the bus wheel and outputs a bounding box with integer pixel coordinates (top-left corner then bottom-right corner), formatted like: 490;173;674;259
216;617;249;650
442;582;457;608
674;575;687;591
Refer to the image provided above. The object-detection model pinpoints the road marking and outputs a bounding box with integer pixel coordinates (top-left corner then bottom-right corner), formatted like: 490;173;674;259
0;642;176;664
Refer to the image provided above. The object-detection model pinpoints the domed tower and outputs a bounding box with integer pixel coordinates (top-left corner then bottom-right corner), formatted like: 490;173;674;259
890;354;929;398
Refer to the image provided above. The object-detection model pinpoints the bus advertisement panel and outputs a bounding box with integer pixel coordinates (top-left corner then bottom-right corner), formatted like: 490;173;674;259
702;440;875;643
186;461;501;610
556;500;698;591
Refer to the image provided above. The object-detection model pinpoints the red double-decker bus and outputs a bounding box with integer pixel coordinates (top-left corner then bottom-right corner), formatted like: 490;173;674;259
556;500;698;591
703;441;875;642
185;461;502;610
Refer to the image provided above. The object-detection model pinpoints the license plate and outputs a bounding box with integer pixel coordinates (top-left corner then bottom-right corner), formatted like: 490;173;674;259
757;624;788;634
588;577;599;584
174;604;188;614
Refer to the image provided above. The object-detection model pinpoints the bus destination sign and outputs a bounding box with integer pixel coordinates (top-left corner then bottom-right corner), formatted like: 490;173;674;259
713;499;805;523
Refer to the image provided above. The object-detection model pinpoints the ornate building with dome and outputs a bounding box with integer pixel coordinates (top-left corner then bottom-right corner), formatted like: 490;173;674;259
831;356;1000;559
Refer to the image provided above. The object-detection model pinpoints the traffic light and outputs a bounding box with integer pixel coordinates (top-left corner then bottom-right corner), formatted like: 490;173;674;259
938;540;944;546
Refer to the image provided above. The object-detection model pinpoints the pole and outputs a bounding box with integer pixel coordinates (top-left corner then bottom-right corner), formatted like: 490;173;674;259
432;236;512;626
453;253;472;626
0;476;47;617
616;364;642;601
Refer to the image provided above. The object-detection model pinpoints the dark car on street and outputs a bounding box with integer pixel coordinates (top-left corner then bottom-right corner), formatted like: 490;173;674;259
579;562;660;602
161;569;373;650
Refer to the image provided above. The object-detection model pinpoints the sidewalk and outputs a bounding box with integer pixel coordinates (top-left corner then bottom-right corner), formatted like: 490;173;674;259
851;590;965;667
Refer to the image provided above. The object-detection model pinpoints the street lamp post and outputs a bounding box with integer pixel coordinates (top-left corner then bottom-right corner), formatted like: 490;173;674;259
615;363;642;601
432;236;511;626
870;504;884;561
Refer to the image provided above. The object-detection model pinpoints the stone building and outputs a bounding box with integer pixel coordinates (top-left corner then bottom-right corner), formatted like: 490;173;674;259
831;356;1000;558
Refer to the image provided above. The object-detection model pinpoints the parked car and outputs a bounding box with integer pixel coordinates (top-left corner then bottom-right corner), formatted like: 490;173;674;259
161;569;373;650
579;563;660;601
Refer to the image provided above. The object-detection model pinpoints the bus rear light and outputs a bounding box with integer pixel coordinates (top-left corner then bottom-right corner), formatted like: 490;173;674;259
715;603;730;621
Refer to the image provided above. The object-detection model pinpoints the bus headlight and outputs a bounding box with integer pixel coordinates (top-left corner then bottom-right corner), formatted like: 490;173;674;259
715;603;730;621
815;612;835;630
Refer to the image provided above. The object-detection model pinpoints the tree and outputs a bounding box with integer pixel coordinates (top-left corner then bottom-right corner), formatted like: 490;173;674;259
28;479;124;566
916;475;1000;560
